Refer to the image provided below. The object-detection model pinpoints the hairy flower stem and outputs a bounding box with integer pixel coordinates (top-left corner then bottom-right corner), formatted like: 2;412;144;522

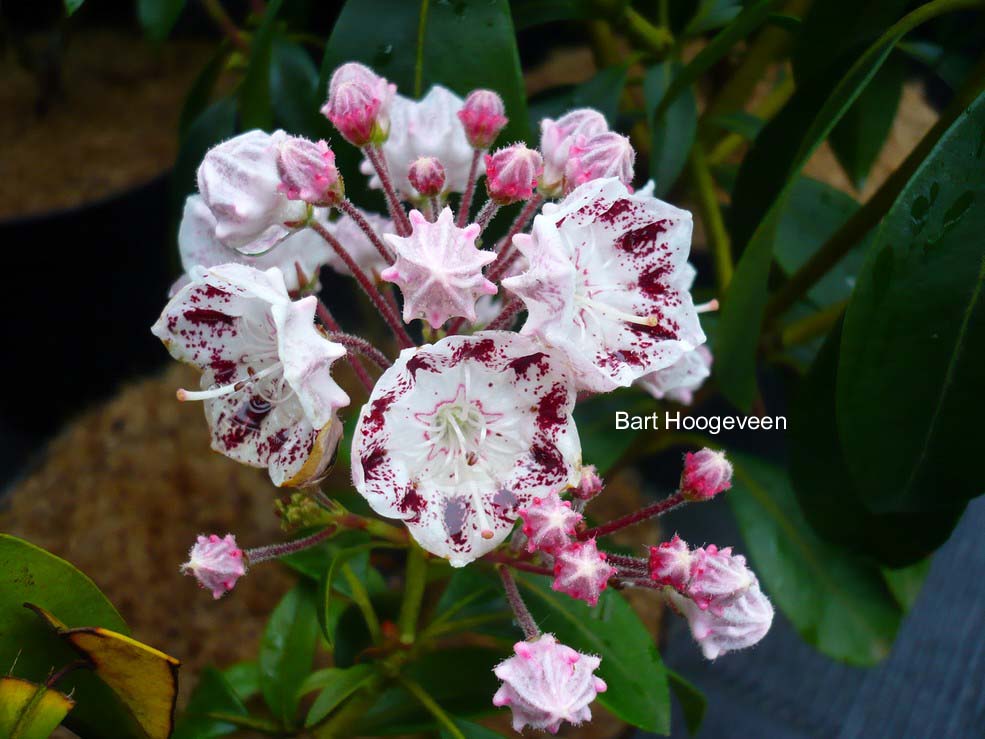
365;145;412;235
337;199;395;263
580;491;686;540
398;543;428;644
310;221;415;348
475;198;501;232
327;331;393;369
606;552;649;575
245;527;336;565
498;564;540;640
486;296;523;331
487;194;543;282
315;301;376;393
457;149;484;227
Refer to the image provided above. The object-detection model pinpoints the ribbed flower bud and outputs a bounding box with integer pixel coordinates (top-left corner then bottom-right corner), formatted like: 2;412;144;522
680;448;732;501
458;89;508;149
180;534;246;599
321;62;395;146
276;137;344;206
485;143;544;205
407;156;446;197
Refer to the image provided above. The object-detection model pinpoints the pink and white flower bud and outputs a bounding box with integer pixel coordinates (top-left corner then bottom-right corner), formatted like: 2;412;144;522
276;137;344;206
686;544;755;610
458;89;508;149
407;156;446;197
517;490;582;555
485;143;544;205
668;584;773;660
648;534;692;591
321;62;395;146
539;108;609;196
181;534;246;599
564;131;635;193
493;633;607;734
680;448;732;501
552;539;616;607
573;464;604;500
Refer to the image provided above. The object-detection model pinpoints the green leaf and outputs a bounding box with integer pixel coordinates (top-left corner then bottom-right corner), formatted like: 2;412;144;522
667;670;706;736
239;0;284;130
790;323;963;566
685;0;743;35
271;37;322;137
172;668;248;739
317;543;380;647
441;717;503;738
0;535;144;738
705;110;763;140
837;89;985;512
510;0;620;29
222;662;260;702
517;575;670;734
137;0;187;42
322;0;528;144
882;559;932;611
829;55;905;190
63;0;84;16
0;677;74;739
728;455;903;665
259;582;319;727
644;61;697;196
302;665;376;727
573;388;655;474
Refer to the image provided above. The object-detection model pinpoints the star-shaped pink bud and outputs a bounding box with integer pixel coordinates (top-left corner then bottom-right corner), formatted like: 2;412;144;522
518;490;582;554
648;534;692;591
181;534;246;599
552;539;616;607
493;634;607;734
381;208;497;328
681;448;733;502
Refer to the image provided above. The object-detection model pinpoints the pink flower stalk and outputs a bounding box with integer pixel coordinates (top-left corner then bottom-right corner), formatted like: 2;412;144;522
458;89;508;149
667;584;774;660
493;634;607;734
564;131;635;193
680;448;732;502
573;464;604;500
485;144;544;205
552;539;616;607
407;156;446;197
381;208;496;328
276;137;344;206
518;490;582;554
181;534;246;599
648;534;692;591
686;544;755;610
322;62;395;146
539;108;609;196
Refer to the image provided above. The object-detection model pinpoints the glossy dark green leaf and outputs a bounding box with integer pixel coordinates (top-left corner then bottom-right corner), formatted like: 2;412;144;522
172;668;248;739
322;0;528;144
790;323;963;566
883;559;932;611
271;37;322;137
510;0;620;29
705;111;762;140
222;662;260;702
317;543;383;647
829;55;905;190
644;61;697;196
0;535;143;738
667;670;706;736
302;665;376;727
239;0;284;131
259;582;319;726
729;455;902;665
517;574;670;734
527;65;629;133
685;0;743;35
574;388;655;474
137;0;187;42
837;90;985;512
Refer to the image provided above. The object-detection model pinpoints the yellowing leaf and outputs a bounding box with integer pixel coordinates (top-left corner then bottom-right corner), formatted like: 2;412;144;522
27;604;180;739
0;676;75;739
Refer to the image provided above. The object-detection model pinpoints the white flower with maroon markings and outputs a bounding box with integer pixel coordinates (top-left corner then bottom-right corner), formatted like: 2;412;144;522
636;344;712;405
381;208;496;328
151;264;349;487
503;177;704;392
351;332;581;566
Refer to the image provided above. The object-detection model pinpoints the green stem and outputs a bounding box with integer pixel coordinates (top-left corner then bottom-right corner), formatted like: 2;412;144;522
342;563;382;643
622;6;675;56
398;543;428;644
707;72;795;165
688;143;733;292
779;299;848;348
398;676;466;739
414;0;430;98
767;46;985;319
312;674;386;738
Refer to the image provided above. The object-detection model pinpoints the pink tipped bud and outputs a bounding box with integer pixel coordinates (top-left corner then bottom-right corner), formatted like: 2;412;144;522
573;464;604;500
680;448;732;501
668;584;773;660
276;137;344;206
517;490;582;555
686;544;755;611
539;108;609;196
458;89;508;149
564;131;635;193
648;534;692;591
493;634;606;733
552;539;616;607
321;62;395;146
180;533;246;599
407;156;446;197
485;143;543;205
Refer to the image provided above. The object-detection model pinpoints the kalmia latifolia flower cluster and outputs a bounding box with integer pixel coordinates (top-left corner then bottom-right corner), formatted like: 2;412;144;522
155;60;772;734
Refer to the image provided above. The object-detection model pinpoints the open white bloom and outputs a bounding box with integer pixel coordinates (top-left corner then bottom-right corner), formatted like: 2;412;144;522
152;264;349;487
351;332;581;566
361;85;480;197
197;130;307;253
172;195;333;295
320;207;394;278
503;177;704;392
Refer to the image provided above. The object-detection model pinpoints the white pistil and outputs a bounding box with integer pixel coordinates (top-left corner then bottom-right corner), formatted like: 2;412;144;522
177;362;282;402
695;298;719;314
575;294;657;327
